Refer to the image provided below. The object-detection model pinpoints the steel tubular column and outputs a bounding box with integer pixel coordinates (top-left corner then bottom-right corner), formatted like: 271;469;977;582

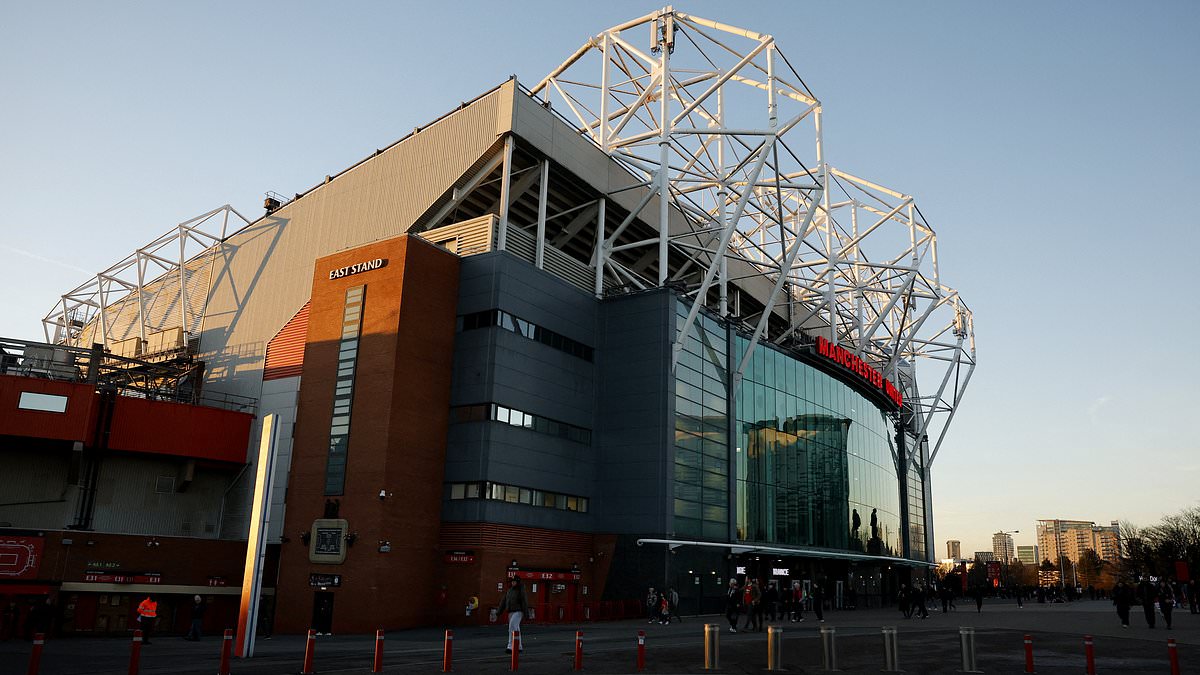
536;160;550;269
594;199;607;297
657;29;671;287
497;135;514;252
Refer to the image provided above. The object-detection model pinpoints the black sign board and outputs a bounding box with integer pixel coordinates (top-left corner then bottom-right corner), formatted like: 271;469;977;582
309;573;342;588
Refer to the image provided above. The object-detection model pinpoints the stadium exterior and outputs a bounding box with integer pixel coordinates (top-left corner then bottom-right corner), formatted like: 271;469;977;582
3;9;975;634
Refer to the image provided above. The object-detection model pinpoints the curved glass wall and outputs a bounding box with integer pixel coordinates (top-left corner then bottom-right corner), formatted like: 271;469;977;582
670;299;907;559
732;336;903;556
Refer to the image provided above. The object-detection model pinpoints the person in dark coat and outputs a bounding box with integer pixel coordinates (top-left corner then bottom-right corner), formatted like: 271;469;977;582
763;581;780;621
1159;581;1176;629
1113;582;1133;627
185;595;206;640
1137;579;1157;628
1188;580;1198;614
724;578;742;633
897;584;910;619
972;586;984;613
811;581;825;623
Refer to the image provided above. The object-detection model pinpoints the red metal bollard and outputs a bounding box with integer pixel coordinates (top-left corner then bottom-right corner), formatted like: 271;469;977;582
574;630;583;671
1023;634;1034;673
300;629;316;675
128;630;143;675
510;630;521;671
1168;638;1181;675
441;629;452;672
27;632;44;675
1083;635;1095;675
636;630;645;671
373;629;385;673
218;629;233;675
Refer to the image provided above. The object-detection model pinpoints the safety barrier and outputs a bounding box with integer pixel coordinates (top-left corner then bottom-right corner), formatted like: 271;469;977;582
511;630;522;671
820;625;837;671
574;630;584;671
218;629;233;675
1023;633;1034;673
766;626;782;671
881;626;899;672
636;630;646;670
300;629;316;675
1168;637;1181;675
373;629;385;673
703;623;719;670
958;627;980;673
441;629;451;672
128;630;143;675
26;633;44;675
1083;634;1096;675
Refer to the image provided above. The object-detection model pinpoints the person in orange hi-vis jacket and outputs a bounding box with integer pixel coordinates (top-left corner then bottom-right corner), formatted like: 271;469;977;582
136;595;158;644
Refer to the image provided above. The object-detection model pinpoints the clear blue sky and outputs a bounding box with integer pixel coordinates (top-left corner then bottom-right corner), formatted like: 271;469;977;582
3;1;1198;557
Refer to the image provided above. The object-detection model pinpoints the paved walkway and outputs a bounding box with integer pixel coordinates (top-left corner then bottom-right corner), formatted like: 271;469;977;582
2;599;1195;674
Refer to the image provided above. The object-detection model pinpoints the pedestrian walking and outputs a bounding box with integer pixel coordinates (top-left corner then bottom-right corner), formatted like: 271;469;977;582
789;581;805;622
763;580;780;621
1188;580;1199;614
915;583;929;619
725;578;742;633
811;581;826;623
185;595;206;640
1113;581;1133;628
972;586;984;613
897;584;910;619
742;579;762;631
497;577;529;654
1137;579;1156;628
645;587;660;623
1160;581;1175;629
136;595;158;644
667;587;682;623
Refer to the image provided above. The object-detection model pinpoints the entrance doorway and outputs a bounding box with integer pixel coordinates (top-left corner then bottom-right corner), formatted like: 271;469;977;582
311;592;334;634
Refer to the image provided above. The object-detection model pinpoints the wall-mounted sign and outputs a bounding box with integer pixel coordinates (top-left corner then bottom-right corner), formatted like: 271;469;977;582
328;258;387;280
0;537;43;579
83;571;161;584
507;570;581;582
771;567;790;576
308;573;342;588
444;551;476;564
309;518;349;565
86;561;121;570
814;336;903;408
207;576;228;587
735;566;747;575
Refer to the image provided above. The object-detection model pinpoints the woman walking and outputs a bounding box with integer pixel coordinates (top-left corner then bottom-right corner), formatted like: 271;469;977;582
498;577;530;654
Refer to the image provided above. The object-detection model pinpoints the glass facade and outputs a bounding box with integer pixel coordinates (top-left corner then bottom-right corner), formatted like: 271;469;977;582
324;285;364;495
672;299;910;559
905;432;928;560
672;305;730;541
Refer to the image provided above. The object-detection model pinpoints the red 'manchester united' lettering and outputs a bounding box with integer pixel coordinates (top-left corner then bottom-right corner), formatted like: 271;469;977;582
815;336;903;408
